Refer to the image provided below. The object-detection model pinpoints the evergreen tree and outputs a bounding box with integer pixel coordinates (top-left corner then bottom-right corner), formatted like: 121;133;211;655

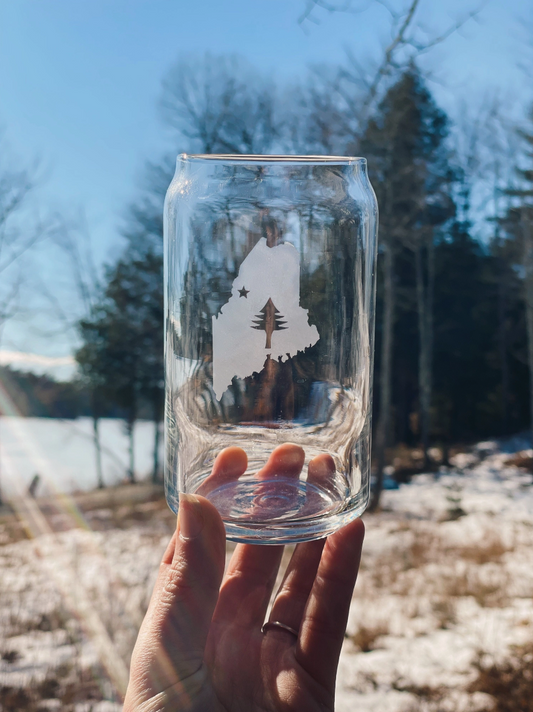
499;106;533;446
362;66;456;504
432;226;498;446
252;298;287;348
118;156;170;482
76;252;163;484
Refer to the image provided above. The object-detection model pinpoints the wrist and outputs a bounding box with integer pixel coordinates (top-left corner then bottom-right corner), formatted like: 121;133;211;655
124;666;217;712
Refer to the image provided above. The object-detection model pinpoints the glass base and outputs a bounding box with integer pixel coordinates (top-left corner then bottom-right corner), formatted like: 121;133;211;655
166;483;369;544
207;477;342;523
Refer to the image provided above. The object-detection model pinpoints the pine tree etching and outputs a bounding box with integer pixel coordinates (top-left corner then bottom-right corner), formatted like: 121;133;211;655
251;298;287;348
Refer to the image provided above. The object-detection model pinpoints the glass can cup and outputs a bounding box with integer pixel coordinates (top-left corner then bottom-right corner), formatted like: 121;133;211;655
164;155;378;544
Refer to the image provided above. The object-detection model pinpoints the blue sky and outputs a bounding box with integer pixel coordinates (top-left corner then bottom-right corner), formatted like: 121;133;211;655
0;0;532;362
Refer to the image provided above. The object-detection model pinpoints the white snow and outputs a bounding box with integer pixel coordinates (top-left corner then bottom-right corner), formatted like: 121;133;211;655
335;444;533;710
1;424;533;709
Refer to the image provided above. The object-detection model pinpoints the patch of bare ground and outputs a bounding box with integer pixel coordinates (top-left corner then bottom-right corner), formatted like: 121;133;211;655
0;593;117;710
342;509;528;710
361;521;511;607
440;566;510;608
392;679;448;706
0;663;112;712
351;621;390;652
469;643;533;712
0;484;173;546
0;588;122;710
505;451;533;472
454;533;510;565
431;596;457;629
43;483;174;533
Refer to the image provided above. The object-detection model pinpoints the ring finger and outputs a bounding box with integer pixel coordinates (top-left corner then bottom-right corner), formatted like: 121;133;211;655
263;536;325;641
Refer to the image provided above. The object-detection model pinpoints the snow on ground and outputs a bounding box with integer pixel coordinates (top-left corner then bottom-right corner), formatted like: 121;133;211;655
0;514;171;710
335;441;533;711
1;433;533;709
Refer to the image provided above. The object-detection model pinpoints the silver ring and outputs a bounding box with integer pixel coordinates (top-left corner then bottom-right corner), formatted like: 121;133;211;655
261;621;299;638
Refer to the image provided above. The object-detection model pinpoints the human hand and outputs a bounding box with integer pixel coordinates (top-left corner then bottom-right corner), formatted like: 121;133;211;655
124;444;365;712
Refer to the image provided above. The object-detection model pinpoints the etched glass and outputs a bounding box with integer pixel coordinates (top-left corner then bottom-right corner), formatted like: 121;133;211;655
164;155;378;544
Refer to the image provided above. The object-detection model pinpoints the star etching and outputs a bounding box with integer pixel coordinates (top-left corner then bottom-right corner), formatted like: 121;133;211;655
238;286;249;298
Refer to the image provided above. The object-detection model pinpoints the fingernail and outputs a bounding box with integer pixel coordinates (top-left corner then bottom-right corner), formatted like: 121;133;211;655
178;494;204;541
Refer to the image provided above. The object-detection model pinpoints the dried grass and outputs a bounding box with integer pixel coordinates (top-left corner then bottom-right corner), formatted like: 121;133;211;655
367;530;438;590
469;644;533;712
442;567;509;608
0;648;20;664
392;679;447;702
505;452;533;472
455;534;509;565
431;596;457;629
404;534;438;570
351;621;389;652
365;525;510;612
0;661;117;712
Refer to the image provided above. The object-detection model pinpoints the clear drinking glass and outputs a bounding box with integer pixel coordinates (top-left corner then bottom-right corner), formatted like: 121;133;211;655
164;155;378;544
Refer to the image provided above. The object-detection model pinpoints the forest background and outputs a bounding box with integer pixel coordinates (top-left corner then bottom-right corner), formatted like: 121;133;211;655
1;0;533;509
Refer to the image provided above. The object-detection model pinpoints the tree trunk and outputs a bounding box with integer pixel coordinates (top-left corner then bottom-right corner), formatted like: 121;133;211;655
415;234;434;470
152;417;161;484
0;424;3;506
523;210;533;450
127;419;135;484
92;414;105;489
370;241;395;511
497;268;509;433
495;179;509;434
526;295;533;451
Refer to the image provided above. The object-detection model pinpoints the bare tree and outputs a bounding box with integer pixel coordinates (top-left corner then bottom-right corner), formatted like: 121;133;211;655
0;148;44;332
461;98;521;433
160;54;278;154
121;160;169;484
296;1;484;511
51;217;106;488
522;208;533;449
447;92;530;443
0;142;51;504
297;0;485;148
153;4;484;510
281;67;360;154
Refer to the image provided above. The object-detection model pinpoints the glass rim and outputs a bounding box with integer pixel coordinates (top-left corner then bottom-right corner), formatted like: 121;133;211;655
181;153;366;166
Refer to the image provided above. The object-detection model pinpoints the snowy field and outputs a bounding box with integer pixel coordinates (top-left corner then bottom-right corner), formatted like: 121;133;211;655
337;439;533;711
0;416;161;496
1;423;533;710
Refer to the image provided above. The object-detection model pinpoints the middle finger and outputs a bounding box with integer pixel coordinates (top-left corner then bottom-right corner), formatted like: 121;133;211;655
211;443;306;631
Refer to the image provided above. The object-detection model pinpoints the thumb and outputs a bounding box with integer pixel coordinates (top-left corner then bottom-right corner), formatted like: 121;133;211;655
126;494;226;706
